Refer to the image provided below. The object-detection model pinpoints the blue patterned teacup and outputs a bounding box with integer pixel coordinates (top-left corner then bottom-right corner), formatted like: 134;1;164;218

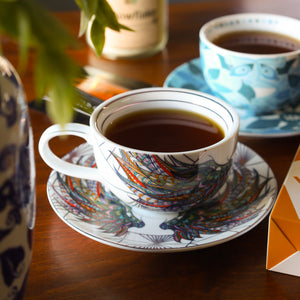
39;88;239;213
200;13;300;116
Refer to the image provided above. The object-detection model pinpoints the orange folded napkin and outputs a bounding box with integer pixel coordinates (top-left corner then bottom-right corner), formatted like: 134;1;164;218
267;145;300;276
76;75;128;100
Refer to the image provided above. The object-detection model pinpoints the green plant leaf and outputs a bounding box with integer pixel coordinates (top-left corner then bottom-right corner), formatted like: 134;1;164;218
0;0;82;125
97;0;120;31
90;18;105;56
17;7;30;72
75;0;132;53
78;9;90;37
75;0;97;18
0;0;132;125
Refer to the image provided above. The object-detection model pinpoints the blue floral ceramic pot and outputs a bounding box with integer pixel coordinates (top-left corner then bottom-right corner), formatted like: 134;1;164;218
0;57;35;299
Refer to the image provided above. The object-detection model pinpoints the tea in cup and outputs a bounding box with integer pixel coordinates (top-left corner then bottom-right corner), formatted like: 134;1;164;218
39;88;239;212
200;13;300;116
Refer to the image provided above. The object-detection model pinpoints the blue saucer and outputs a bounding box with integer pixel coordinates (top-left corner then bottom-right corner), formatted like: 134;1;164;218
164;58;300;138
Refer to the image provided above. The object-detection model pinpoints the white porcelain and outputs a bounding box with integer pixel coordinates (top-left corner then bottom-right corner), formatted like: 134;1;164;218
39;88;239;212
46;142;277;252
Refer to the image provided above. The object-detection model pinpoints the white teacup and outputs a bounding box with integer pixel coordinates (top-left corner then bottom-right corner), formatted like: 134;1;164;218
39;88;239;212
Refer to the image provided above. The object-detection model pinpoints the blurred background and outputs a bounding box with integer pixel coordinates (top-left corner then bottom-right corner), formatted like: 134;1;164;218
37;0;205;11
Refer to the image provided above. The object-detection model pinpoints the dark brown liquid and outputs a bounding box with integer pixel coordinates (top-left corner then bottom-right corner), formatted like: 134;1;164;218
103;108;224;152
213;31;300;54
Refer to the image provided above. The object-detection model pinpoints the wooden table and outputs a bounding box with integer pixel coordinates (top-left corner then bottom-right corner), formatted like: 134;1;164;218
3;0;300;299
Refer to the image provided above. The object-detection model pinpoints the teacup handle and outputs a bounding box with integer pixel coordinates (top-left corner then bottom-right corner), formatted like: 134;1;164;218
38;123;100;181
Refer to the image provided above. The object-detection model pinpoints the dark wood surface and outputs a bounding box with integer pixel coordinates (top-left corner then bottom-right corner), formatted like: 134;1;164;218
3;0;300;299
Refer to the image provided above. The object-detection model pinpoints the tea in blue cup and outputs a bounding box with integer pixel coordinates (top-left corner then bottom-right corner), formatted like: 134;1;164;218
200;13;300;116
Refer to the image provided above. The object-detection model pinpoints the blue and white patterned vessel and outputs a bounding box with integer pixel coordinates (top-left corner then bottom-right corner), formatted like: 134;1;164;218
200;13;300;116
164;57;300;137
0;57;35;300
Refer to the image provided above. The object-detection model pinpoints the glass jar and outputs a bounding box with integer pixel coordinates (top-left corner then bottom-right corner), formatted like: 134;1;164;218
91;0;168;59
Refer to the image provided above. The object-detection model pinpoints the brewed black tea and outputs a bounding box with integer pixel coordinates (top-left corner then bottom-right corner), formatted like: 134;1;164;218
103;108;224;152
212;30;300;54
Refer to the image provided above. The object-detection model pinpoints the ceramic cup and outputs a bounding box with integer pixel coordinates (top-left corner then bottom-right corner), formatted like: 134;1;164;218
200;13;300;116
0;56;35;299
39;88;239;212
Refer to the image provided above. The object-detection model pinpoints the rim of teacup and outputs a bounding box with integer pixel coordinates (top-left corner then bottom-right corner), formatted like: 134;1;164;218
199;12;300;58
90;87;240;156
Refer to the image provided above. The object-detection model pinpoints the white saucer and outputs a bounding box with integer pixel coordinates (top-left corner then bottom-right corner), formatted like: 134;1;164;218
47;143;277;252
164;58;300;138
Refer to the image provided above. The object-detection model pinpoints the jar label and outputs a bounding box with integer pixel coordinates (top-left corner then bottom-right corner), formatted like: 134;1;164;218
105;0;166;50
